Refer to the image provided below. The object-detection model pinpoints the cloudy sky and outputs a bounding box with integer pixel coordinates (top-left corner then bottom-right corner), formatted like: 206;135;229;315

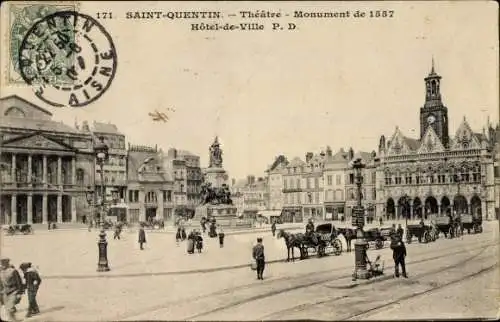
1;1;498;179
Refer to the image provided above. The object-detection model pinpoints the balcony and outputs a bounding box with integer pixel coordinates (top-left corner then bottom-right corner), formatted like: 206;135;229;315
282;188;302;193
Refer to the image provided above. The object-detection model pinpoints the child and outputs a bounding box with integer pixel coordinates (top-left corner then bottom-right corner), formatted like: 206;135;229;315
218;226;225;248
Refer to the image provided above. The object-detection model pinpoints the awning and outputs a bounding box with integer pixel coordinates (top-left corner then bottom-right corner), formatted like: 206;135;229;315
257;210;282;219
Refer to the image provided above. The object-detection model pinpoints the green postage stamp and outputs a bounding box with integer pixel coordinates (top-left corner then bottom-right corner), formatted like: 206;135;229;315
7;2;79;85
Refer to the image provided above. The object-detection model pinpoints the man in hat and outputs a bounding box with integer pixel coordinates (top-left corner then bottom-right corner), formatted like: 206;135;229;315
0;258;23;321
138;224;147;250
252;238;265;280
19;262;42;318
390;234;408;278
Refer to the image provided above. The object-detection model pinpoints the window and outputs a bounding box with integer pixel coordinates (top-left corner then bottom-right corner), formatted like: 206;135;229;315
336;175;341;185
129;190;133;203
315;192;319;203
76;169;85;186
349;173;354;184
180;184;184;192
134;191;139;202
296;178;300;188
314;177;319;188
327;175;332;185
283;178;287;189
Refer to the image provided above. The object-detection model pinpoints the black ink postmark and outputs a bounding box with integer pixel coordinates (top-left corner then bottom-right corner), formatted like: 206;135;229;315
18;11;117;107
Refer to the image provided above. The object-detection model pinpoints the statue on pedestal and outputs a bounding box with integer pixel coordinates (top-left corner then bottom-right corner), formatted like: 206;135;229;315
200;182;232;206
209;136;223;168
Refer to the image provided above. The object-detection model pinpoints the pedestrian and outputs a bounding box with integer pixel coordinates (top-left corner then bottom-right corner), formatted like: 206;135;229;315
19;262;42;318
187;230;195;254
397;224;404;239
390;234;408;278
0;258;23;321
113;223;122;240
271;221;276;237
138;224;147;250
176;227;182;246
218;226;225;248
379;216;383;226
252;237;265;280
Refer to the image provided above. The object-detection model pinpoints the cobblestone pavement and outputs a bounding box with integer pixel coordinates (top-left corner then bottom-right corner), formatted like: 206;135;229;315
0;221;497;321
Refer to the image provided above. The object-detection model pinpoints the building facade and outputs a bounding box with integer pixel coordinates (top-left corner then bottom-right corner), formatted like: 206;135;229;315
323;148;348;220
231;176;268;218
126;144;174;224
376;65;496;220
89;121;127;202
0;95;95;225
265;155;288;211
301;151;326;221
281;157;306;223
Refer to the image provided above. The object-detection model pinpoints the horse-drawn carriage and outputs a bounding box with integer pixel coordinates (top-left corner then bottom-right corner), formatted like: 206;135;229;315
461;214;483;234
302;223;343;258
405;224;438;243
434;216;461;238
364;228;389;249
2;224;33;235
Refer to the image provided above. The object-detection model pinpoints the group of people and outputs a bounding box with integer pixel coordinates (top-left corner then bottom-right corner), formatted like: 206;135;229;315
0;258;42;321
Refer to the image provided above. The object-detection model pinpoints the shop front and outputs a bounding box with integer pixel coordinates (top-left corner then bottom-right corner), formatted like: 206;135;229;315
281;206;303;223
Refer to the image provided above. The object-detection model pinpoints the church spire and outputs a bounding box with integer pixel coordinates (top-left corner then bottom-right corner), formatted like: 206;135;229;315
430;56;435;74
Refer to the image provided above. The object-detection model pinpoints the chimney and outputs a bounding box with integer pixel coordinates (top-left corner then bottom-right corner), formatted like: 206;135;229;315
306;152;313;162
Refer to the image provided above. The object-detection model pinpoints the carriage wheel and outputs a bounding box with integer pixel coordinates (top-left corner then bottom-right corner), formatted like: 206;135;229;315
423;231;430;243
406;234;412;244
318;245;325;257
375;239;383;249
332;239;342;256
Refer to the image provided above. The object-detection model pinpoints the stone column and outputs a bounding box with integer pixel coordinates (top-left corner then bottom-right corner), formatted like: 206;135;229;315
11;154;16;183
42;194;48;224
43;155;47;187
72;157;76;185
11;194;17;225
57;157;62;186
57;194;62;223
139;190;146;222
27;193;33;224
27;155;32;184
395;205;398;221
409;204;414;221
71;195;77;222
157;190;164;221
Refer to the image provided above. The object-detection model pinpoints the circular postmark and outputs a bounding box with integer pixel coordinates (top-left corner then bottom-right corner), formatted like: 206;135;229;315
18;11;117;107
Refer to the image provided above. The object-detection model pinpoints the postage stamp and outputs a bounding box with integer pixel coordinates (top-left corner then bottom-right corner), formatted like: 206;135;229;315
7;2;78;85
18;10;118;107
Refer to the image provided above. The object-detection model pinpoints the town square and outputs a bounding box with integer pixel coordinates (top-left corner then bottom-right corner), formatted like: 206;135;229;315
0;1;499;321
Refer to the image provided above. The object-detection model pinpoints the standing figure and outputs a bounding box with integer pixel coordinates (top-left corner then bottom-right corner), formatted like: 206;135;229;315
113;223;122;240
175;227;182;246
271;221;276;237
195;231;204;253
397;224;404;239
138;225;147;250
390;234;408;278
19;262;42;318
200;217;207;234
187;231;195;254
218;226;225;248
252;238;266;280
0;258;23;321
379;216;383;226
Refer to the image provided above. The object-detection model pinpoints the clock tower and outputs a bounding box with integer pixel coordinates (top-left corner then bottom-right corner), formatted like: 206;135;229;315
419;60;450;148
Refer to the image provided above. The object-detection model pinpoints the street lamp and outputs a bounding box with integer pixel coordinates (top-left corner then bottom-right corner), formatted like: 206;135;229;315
94;136;110;272
401;194;410;227
349;156;369;280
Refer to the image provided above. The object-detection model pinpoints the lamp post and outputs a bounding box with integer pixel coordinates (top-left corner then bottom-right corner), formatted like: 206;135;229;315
94;136;110;272
401;194;410;227
350;156;369;280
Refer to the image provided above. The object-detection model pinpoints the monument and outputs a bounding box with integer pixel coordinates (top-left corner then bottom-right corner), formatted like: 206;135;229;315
194;137;252;229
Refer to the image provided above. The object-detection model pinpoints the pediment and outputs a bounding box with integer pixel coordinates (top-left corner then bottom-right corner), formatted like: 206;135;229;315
451;118;480;150
3;133;75;152
417;126;445;154
387;128;412;156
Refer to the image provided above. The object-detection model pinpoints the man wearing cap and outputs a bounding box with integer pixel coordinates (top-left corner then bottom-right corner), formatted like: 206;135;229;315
252;238;265;280
0;258;23;321
19;262;42;318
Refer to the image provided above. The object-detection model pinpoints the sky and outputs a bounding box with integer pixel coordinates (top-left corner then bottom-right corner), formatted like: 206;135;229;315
1;1;498;180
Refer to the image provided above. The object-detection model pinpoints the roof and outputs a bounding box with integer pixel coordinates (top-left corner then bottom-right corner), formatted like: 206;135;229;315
0;95;52;116
326;150;349;164
288;157;306;167
473;132;486;142
177;149;198;157
402;136;420;150
92;121;123;135
0;116;82;134
127;150;171;182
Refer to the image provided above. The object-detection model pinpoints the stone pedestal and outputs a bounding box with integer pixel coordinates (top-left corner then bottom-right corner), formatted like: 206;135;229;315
194;204;252;229
204;167;227;188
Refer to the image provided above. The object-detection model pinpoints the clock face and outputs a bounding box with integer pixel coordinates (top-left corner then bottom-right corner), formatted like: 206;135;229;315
427;115;436;124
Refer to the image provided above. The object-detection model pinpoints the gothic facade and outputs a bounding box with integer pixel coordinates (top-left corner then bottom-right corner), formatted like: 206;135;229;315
376;65;497;221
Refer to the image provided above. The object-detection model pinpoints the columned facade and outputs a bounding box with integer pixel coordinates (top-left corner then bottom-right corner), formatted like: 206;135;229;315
0;95;95;225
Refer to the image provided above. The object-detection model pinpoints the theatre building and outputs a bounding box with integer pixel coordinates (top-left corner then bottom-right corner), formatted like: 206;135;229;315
0;95;95;225
375;65;497;220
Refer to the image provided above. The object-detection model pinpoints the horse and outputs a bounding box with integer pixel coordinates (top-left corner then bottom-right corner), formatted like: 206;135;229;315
336;227;357;252
277;229;305;262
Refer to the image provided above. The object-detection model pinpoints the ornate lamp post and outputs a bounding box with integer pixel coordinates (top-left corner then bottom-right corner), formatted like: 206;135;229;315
350;156;369;280
401;194;410;227
94;136;110;272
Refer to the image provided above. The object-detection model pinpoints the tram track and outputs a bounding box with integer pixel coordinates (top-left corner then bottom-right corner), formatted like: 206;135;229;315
118;238;496;321
258;244;497;320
